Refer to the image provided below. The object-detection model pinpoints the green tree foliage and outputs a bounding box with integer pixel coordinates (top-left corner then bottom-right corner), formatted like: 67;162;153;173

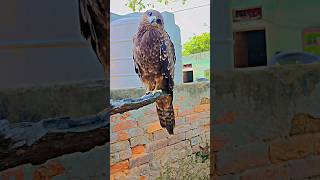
125;0;187;12
182;32;210;56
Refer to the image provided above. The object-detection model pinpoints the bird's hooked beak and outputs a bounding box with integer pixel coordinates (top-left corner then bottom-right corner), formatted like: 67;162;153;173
148;16;157;25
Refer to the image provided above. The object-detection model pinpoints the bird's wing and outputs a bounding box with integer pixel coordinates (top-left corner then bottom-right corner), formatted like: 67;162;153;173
160;31;176;94
78;0;108;66
132;35;143;78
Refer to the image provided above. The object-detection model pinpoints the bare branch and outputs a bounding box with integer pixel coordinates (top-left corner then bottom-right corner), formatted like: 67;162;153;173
109;91;169;115
0;91;166;171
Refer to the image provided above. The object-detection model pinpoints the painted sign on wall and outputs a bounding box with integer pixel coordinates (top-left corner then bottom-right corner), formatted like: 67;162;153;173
233;7;262;22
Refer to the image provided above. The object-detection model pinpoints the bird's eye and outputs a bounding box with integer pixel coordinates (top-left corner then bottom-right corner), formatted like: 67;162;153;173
148;12;152;16
156;19;162;24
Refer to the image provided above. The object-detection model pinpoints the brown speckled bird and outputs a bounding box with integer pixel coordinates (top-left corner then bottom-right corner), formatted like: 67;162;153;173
133;9;176;134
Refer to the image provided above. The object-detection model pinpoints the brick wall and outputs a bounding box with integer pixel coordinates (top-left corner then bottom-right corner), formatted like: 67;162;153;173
110;82;210;179
212;64;320;179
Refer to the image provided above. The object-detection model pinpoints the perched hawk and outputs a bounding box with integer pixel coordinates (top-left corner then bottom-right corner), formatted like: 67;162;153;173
78;0;109;79
133;10;176;134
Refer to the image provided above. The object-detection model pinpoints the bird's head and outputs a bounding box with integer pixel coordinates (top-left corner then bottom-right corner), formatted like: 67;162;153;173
141;9;164;29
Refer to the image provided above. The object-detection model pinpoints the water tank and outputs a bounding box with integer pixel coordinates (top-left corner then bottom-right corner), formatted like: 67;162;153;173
110;12;182;90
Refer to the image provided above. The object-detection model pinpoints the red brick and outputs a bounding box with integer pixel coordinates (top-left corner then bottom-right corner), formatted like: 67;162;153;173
132;145;145;156
113;120;137;132
113;131;129;142
2;166;24;180
32;161;65;180
269;134;315;163
194;104;210;112
137;114;158;126
186;112;210;124
145;122;162;134
110;160;129;174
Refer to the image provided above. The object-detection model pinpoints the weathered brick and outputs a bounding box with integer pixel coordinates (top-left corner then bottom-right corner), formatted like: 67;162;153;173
149;160;161;171
186;128;201;139
128;128;144;138
191;136;202;146
186;112;210;124
153;139;168;151
152;147;167;161
190;118;209;129
194;104;210;112
290;113;320;135
110;160;129;174
110;133;118;144
113;120;137;132
174;124;191;134
33;161;65;180
178;109;194;117
111;153;120;165
241;163;289;180
269;134;315;163
111;140;130;153
2;166;24;180
173;140;189;150
192;145;200;153
216;142;270;175
137;115;158;126
168;133;186;145
145;122;162;134
117;131;129;141
175;117;186;126
119;148;132;161
132;145;145;156
139;164;150;176
124;175;139;180
131;136;151;147
288;156;320;179
129;153;153;168
153;129;170;141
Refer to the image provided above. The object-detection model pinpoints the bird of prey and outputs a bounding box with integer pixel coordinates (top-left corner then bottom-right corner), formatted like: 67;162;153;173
78;0;109;79
133;10;176;134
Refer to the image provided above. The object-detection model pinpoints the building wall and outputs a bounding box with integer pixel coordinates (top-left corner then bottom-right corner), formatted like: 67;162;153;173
212;64;320;179
182;51;210;80
231;0;320;62
110;82;210;179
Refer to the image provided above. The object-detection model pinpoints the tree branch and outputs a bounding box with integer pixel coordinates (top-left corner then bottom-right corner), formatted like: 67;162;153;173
109;91;168;115
0;91;166;171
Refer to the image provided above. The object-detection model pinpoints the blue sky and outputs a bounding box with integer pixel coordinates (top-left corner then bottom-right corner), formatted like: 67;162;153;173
110;0;210;44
